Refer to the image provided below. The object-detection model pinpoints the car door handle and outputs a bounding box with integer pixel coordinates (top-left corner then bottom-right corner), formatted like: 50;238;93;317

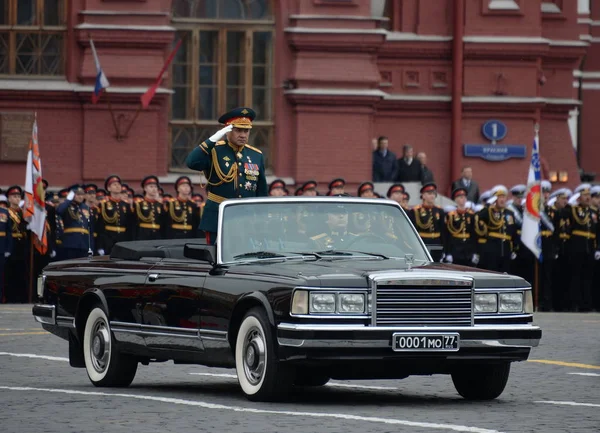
148;273;159;282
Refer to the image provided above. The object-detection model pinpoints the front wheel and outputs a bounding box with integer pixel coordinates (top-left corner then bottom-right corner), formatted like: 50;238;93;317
82;306;138;387
235;307;294;401
451;362;511;400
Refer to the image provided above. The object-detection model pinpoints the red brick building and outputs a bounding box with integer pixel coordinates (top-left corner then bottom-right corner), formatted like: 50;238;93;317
0;0;597;196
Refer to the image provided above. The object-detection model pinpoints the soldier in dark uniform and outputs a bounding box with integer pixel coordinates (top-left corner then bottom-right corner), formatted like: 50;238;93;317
269;179;287;197
474;185;517;273
95;175;133;256
135;175;164;241
56;185;94;259
357;182;376;198
301;180;318;197
185;107;268;244
310;203;358;249
592;185;600;311
547;188;571;310
54;188;68;257
0;194;13;303
5;186;29;303
328;178;346;196
563;184;600;311
539;186;562;311
408;183;445;262
32;179;57;282
401;191;411;211
387;184;405;206
294;187;303;197
162;176;199;239
444;188;477;267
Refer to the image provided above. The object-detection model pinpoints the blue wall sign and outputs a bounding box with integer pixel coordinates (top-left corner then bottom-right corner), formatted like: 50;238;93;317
463;144;527;161
482;119;508;143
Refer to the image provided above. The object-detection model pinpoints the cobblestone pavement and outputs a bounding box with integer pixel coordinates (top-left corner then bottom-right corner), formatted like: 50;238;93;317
0;306;598;433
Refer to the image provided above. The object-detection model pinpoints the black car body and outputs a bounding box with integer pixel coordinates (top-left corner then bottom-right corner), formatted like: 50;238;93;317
33;197;541;401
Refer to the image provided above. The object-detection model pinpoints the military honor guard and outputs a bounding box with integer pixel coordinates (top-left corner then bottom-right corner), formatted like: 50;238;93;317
134;175;164;241
387;184;405;206
163;176;199;239
5;186;29;303
474;185;517;273
185;107;268;244
95;175;133;256
0;195;13;303
301;180;318;197
56;185;94;259
357;182;376;198
328;178;346;196
444;188;477;266
507;184;534;284
269;179;287;197
563;184;599;311
408;183;445;262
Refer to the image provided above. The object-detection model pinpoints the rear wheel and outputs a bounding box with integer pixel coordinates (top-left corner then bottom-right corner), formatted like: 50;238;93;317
451;362;511;400
82;306;137;387
235;307;294;401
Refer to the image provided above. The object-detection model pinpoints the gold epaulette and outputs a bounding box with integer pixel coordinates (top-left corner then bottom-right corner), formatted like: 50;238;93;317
245;144;263;154
216;140;226;145
311;233;327;241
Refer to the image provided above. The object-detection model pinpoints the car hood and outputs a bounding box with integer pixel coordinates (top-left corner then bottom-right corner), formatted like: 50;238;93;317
227;259;527;289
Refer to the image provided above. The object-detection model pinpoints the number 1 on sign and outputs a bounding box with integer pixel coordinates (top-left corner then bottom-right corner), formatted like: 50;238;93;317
491;123;497;139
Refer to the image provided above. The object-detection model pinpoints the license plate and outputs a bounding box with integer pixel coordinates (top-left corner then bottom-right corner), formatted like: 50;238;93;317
392;333;460;352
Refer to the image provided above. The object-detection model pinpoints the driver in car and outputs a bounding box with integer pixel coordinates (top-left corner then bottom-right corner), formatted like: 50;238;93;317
310;204;359;249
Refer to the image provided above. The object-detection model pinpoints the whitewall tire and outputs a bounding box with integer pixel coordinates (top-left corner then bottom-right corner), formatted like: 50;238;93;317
82;306;137;387
235;307;293;401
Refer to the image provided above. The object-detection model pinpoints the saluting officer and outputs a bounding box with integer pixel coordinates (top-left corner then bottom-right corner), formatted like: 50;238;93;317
185;107;268;244
5;186;29;303
474;185;517;273
56;185;94;259
563;184;599;311
408;183;445;262
0;194;13;303
95;175;133;256
163;176;199;239
444;188;477;267
134;175;164;241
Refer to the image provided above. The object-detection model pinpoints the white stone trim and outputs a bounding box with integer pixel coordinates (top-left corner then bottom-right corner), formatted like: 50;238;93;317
79;10;169;16
573;70;582;77
577;18;592;24
0;79;173;94
284;27;386;35
573;80;580;88
580;82;600;90
288;14;389;22
541;2;561;13
464;36;549;44
488;0;520;10
578;0;591;15
462;96;581;105
589;37;600;43
386;32;453;42
75;23;176;31
284;88;387;97
383;94;452;102
549;39;589;47
580;34;592;42
578;71;600;79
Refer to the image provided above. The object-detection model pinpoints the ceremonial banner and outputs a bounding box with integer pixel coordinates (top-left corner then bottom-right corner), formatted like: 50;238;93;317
521;128;543;260
23;116;47;254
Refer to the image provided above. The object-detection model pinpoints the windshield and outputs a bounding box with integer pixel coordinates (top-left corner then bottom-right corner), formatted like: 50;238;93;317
219;199;429;263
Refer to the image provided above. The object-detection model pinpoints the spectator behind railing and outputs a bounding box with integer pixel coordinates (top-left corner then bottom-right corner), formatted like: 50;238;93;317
396;144;423;183
451;166;480;204
417;152;434;184
372;136;398;182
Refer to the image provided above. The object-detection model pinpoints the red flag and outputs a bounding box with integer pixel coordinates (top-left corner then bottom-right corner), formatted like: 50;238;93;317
141;38;183;109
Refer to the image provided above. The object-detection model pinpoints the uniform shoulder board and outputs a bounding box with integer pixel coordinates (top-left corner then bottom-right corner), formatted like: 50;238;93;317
311;233;327;241
216;140;226;145
245;144;263;154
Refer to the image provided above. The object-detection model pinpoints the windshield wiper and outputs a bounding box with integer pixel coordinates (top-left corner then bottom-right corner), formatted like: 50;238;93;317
313;250;388;259
233;251;287;259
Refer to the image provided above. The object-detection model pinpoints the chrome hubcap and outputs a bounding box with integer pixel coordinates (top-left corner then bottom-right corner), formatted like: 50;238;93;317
90;318;110;373
242;327;265;385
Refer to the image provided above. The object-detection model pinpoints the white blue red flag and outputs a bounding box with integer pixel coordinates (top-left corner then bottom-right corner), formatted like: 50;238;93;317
90;38;110;104
521;127;543;260
23;116;48;254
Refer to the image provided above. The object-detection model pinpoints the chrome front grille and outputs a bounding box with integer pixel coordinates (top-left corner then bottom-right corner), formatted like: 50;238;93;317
374;284;473;326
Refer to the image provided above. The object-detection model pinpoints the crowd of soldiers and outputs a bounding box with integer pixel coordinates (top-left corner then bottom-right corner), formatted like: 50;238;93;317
0;173;598;312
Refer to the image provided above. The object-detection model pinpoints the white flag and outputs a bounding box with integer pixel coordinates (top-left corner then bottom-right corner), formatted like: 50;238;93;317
24;117;48;253
521;129;543;260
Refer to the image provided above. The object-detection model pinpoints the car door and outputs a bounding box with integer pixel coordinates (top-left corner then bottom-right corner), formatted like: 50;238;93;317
141;259;211;352
96;259;161;349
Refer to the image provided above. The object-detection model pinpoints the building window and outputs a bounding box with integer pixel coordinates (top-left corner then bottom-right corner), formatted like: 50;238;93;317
0;0;66;76
170;0;274;172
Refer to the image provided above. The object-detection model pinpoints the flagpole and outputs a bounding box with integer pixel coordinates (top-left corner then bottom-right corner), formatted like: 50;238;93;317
121;104;142;139
533;123;540;311
106;92;122;140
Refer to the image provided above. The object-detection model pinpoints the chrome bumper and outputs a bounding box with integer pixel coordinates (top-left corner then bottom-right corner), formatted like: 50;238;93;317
277;323;542;349
32;304;55;325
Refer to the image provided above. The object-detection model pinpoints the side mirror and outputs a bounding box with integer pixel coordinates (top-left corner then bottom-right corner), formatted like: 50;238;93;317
184;244;216;264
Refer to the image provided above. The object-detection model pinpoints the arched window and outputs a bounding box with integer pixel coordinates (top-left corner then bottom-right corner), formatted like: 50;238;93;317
170;0;274;171
0;0;66;75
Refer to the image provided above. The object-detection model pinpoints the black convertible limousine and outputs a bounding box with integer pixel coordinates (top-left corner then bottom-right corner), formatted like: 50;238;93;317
33;197;541;401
